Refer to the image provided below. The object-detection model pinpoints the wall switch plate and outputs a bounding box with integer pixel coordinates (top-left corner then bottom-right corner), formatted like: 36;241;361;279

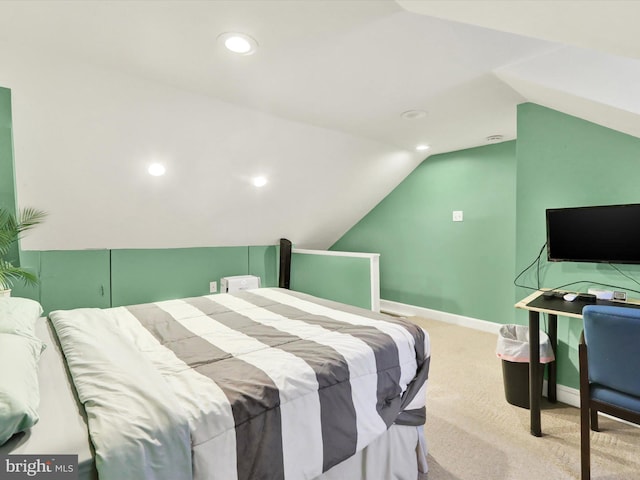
452;210;463;222
209;281;217;293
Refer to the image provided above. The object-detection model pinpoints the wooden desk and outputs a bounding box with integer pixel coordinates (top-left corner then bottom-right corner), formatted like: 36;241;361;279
515;290;640;437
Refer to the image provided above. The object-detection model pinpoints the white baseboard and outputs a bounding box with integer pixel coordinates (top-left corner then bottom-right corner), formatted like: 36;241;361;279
555;382;580;408
381;298;583;408
380;299;502;334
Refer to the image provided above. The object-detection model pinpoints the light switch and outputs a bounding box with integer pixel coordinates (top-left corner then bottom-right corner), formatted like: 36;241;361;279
452;210;463;222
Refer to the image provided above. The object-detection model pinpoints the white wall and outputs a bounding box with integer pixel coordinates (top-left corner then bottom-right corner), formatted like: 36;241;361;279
0;46;422;250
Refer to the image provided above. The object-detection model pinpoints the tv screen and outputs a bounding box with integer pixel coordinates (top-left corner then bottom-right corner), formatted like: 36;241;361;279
546;203;640;264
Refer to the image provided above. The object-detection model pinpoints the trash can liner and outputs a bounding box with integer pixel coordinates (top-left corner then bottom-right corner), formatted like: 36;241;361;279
496;324;555;364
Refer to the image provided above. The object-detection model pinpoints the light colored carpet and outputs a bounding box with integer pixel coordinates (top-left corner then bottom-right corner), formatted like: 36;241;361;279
409;316;640;480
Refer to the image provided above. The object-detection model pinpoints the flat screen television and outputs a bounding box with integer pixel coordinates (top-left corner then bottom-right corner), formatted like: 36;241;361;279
546;203;640;264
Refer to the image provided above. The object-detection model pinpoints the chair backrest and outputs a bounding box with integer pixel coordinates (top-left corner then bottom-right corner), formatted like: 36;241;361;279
583;305;640;398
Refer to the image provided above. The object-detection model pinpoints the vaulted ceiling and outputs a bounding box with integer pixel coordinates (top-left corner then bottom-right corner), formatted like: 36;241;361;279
0;1;638;250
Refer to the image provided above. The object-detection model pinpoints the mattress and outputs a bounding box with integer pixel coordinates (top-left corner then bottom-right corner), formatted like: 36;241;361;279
3;288;429;480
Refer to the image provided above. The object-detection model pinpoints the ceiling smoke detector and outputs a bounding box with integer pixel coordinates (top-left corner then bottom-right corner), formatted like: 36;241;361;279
401;110;427;120
486;135;504;142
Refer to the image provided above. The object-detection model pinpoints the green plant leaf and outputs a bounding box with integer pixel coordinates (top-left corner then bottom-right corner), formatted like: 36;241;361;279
16;208;47;233
0;207;46;289
0;259;38;290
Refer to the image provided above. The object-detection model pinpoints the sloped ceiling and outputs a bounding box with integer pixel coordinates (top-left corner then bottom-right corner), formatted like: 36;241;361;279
0;1;638;250
398;0;640;139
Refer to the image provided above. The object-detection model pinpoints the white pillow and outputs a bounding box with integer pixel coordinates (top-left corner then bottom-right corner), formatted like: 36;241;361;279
0;296;44;337
0;297;45;445
0;333;44;445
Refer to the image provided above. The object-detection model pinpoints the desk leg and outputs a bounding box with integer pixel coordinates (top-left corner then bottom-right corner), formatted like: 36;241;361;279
548;314;557;403
529;310;542;437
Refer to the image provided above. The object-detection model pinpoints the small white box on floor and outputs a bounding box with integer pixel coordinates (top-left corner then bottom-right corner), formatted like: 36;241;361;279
220;275;261;293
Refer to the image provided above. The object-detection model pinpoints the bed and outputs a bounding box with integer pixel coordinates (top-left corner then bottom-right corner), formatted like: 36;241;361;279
1;288;430;480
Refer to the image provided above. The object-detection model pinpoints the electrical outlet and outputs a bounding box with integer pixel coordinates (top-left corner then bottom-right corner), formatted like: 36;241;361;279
613;291;627;301
209;281;217;293
452;210;463;222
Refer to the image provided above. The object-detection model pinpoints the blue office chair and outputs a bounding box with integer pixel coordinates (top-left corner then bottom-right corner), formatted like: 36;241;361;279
579;305;640;480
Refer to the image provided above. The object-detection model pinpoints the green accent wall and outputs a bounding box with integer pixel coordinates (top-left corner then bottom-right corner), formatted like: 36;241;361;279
249;245;278;289
0;87;15;212
111;247;250;306
516;103;640;389
0;87;19;265
290;252;373;309
332;141;517;324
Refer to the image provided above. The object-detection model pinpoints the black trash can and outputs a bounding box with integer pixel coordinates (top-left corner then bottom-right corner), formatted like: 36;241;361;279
501;360;544;409
496;325;554;409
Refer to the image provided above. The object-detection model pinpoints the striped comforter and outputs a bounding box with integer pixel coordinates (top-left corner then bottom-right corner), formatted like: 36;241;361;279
49;288;430;480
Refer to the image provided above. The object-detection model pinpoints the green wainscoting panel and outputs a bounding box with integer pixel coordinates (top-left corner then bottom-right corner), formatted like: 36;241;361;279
10;250;41;302
11;245;279;312
515;103;640;389
249;245;278;287
290;252;372;309
332;141;517;324
111;247;249;306
39;250;111;314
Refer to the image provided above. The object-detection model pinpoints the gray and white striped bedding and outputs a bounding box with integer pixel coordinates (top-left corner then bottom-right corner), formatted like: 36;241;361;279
49;287;430;480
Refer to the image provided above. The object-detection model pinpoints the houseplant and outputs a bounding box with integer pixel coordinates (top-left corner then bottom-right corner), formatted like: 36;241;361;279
0;207;46;296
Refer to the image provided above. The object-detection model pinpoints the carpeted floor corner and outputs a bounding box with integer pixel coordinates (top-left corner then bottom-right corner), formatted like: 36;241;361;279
409;316;640;480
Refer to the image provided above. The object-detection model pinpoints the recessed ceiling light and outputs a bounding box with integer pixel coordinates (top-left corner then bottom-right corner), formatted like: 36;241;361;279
218;32;258;55
252;176;267;187
486;135;504;142
148;163;166;176
401;110;427;120
416;144;430;151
